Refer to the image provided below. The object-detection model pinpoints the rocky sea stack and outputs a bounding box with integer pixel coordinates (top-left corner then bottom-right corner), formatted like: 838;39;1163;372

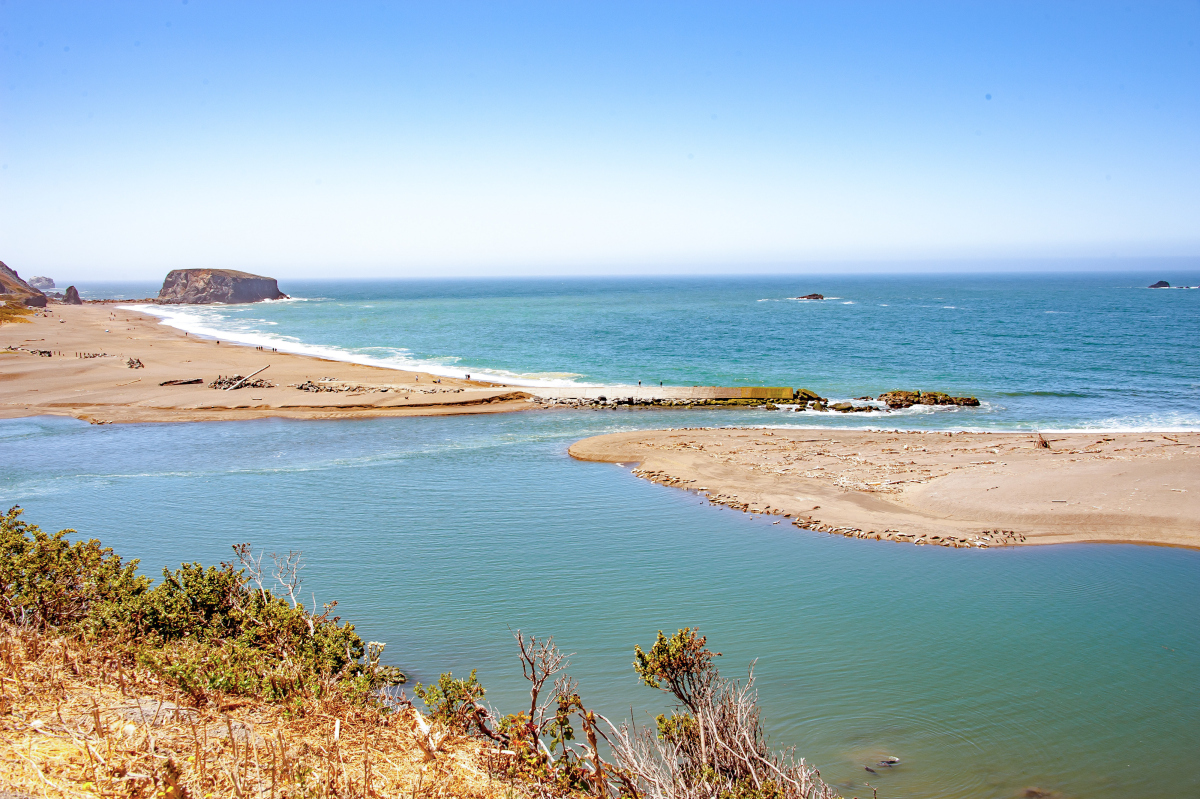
1148;280;1170;288
63;285;83;305
0;261;48;307
158;269;288;304
28;276;55;290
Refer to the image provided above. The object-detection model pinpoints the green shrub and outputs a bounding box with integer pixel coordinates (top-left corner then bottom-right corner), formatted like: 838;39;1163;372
414;669;487;732
0;506;148;630
1;506;404;704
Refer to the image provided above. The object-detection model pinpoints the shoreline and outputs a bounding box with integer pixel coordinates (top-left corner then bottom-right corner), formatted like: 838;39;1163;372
123;300;588;389
1;304;535;423
568;428;1200;550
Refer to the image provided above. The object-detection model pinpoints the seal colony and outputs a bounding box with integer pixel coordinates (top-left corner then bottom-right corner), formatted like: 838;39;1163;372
568;428;1200;549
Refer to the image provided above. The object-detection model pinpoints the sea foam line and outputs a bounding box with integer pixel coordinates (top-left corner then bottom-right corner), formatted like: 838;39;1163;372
121;304;597;388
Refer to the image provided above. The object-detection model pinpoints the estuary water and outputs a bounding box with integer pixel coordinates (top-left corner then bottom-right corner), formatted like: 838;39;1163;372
6;271;1200;798
4;410;1198;799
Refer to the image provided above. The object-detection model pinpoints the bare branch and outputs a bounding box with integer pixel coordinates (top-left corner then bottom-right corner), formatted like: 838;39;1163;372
512;630;571;733
270;550;304;610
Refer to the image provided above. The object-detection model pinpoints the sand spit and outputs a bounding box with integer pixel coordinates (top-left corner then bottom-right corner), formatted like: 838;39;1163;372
0;304;533;423
569;428;1200;549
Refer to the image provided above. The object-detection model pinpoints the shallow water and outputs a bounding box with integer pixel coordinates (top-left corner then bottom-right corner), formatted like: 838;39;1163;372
5;411;1198;799
91;271;1200;431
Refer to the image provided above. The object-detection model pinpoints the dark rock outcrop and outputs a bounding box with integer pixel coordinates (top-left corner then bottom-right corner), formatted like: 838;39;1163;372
1148;280;1170;288
790;293;824;300
28;276;55;290
63;286;83;305
878;390;980;408
0;261;47;307
158;269;288;304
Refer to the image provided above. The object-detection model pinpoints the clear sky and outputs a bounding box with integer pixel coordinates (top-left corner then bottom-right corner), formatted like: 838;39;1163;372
2;1;1198;279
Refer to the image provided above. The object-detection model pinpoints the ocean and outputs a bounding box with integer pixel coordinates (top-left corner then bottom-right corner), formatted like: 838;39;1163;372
92;270;1200;431
6;271;1200;798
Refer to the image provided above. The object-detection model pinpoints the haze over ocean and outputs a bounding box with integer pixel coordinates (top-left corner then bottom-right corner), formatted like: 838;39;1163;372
3;1;1198;277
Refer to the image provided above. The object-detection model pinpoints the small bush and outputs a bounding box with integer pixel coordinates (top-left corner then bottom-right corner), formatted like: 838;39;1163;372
0;506;148;630
1;506;404;705
414;669;487;732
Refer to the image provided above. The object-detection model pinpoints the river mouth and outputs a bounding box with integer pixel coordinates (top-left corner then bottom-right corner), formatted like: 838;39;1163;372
5;411;1198;799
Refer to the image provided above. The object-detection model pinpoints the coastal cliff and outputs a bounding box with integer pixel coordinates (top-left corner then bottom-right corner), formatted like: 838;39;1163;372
0;261;48;307
158;268;288;304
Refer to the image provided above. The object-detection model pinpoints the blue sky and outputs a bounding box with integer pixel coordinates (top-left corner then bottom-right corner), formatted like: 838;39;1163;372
1;1;1198;279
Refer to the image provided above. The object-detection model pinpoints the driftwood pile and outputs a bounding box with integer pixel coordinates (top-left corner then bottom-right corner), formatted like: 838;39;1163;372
209;374;274;390
292;380;431;394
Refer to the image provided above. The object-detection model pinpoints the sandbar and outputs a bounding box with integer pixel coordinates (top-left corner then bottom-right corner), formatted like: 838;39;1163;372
569;428;1200;549
1;304;532;423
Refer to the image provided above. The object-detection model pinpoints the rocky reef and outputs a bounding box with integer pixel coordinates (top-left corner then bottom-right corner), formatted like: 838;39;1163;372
877;390;980;408
157;269;288;304
0;261;47;307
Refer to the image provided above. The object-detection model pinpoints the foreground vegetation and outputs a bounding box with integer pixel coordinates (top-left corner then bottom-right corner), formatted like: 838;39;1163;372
1;507;838;799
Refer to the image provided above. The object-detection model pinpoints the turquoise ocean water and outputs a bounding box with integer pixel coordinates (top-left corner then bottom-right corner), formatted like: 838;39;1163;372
6;272;1200;798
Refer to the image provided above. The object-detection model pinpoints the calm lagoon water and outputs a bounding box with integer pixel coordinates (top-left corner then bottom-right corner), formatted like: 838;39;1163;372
4;410;1198;799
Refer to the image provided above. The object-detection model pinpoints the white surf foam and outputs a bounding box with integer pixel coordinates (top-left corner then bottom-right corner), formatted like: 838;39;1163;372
121;304;596;387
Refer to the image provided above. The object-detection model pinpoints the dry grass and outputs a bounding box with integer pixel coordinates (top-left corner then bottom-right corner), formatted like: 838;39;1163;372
0;301;35;326
0;626;533;799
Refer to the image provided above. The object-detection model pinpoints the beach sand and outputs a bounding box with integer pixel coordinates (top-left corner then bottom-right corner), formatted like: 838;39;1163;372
1;304;532;423
569;428;1200;549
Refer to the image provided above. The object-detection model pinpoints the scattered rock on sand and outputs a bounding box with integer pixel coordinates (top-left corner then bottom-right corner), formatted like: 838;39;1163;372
158;269;288;304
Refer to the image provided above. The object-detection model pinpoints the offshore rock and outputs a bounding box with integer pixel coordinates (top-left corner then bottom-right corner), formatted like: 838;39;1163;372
878;390;980;408
0;261;47;307
63;285;83;305
29;276;55;289
1148;280;1170;288
790;293;824;300
158;269;288;304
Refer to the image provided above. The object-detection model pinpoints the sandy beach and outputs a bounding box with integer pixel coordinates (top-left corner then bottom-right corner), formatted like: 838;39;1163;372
569;428;1200;549
0;304;533;423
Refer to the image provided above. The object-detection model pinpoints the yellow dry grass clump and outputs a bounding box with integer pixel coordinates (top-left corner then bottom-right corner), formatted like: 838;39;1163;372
0;301;36;326
0;625;530;799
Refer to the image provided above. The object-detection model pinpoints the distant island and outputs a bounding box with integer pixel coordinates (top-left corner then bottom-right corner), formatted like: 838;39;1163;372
158;268;289;304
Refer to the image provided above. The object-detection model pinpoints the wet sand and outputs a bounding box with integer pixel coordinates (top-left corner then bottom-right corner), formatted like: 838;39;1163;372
569;428;1200;549
0;304;532;423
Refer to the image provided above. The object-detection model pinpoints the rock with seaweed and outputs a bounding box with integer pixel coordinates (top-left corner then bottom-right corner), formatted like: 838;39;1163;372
878;389;980;408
